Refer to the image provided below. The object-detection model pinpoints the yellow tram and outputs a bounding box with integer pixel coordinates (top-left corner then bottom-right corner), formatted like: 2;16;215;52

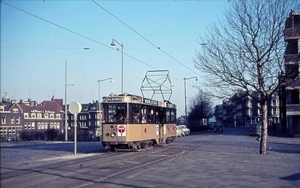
101;93;176;151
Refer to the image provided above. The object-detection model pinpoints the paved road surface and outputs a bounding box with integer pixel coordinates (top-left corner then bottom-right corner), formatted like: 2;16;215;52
1;128;300;187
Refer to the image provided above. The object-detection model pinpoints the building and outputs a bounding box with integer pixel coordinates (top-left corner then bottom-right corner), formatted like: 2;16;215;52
0;93;64;141
215;91;280;129
66;101;101;141
280;10;300;134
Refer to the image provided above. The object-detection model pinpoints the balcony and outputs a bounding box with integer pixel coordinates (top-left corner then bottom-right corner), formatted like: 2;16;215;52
284;28;300;40
285;54;300;64
286;104;300;116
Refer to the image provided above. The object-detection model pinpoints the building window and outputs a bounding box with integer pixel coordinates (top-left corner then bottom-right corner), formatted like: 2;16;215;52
31;113;36;118
38;122;41;129
247;109;252;116
44;113;48;118
11;117;15;124
24;113;28;118
56;114;60;118
27;123;31;129
16;117;20;124
1;117;6;124
12;108;19;113
37;113;42;118
50;113;54;118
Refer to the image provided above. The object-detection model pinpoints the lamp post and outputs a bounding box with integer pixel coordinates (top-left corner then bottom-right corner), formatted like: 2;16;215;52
64;60;74;141
111;39;124;94
97;78;113;142
184;76;198;118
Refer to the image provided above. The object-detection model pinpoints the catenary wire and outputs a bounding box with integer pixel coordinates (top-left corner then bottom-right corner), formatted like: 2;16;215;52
2;1;194;86
92;0;201;78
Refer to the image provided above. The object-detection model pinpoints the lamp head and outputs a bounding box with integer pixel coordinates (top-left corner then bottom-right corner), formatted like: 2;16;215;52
111;39;115;46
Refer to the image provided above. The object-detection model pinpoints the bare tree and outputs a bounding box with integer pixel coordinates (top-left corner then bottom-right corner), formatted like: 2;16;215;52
188;89;214;128
194;0;297;154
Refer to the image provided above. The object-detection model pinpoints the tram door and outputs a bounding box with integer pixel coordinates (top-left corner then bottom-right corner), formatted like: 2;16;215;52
158;107;165;145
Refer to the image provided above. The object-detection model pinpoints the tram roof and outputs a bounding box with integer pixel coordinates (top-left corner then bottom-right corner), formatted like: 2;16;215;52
102;93;176;109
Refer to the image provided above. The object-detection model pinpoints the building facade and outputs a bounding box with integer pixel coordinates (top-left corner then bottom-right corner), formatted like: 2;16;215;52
215;91;280;129
280;10;300;134
65;101;101;141
0;94;64;141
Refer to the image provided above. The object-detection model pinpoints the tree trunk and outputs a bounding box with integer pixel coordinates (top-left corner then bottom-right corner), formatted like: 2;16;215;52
259;101;268;154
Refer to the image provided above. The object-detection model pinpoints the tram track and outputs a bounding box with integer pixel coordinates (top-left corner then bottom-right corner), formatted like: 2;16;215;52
1;145;184;187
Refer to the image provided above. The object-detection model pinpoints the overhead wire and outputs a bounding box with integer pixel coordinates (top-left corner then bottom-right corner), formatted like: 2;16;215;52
2;1;196;86
92;0;201;78
1;1;156;70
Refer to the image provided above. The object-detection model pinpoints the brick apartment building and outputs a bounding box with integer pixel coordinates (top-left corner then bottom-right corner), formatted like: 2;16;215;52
0;93;102;141
0;94;64;141
215;91;280;129
279;10;300;134
65;101;101;141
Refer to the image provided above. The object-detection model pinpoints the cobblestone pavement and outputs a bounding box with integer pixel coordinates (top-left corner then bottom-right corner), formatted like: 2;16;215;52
1;128;300;166
1;128;300;187
0;141;104;166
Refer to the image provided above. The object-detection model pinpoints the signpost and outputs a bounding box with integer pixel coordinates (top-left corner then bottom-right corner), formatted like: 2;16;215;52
69;102;82;156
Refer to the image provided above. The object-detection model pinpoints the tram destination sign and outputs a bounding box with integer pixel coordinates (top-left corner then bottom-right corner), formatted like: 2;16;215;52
143;98;158;106
105;97;123;102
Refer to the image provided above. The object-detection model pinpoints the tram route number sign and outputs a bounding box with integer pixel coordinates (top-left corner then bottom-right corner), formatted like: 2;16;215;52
117;125;126;136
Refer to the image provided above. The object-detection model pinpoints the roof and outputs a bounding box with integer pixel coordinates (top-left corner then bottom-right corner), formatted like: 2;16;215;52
18;99;63;113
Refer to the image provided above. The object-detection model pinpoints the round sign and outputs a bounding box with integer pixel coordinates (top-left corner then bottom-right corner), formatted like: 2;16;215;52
69;102;82;115
118;125;125;133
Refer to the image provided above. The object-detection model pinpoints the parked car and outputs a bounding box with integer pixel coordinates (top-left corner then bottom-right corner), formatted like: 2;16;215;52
214;125;223;133
177;125;190;136
176;126;184;137
249;123;261;136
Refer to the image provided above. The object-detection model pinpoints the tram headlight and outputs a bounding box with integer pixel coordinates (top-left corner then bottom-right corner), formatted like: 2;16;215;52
110;132;116;138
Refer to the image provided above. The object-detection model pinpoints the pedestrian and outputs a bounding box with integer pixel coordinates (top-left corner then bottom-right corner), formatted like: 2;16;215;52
256;134;261;141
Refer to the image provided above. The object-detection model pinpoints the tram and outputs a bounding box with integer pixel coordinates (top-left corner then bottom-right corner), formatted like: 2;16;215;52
101;93;176;151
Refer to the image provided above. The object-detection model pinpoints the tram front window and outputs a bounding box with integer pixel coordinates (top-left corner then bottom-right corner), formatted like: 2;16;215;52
106;104;126;123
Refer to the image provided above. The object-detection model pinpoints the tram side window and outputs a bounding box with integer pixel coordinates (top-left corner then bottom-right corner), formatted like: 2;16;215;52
141;106;147;123
170;109;176;123
131;104;141;123
148;108;156;123
165;109;171;123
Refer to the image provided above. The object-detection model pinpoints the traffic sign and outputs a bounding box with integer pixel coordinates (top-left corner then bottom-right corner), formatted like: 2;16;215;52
117;125;126;136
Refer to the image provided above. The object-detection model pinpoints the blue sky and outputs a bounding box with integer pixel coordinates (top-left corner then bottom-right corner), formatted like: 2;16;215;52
1;0;230;116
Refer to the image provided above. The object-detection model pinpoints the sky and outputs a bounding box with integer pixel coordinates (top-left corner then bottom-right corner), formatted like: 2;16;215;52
1;0;230;116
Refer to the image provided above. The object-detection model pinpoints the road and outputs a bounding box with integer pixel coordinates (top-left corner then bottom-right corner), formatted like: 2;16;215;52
1;128;300;187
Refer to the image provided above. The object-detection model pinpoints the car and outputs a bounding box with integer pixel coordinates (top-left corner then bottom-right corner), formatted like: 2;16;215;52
214;125;223;133
176;126;184;137
249;123;261;136
177;125;190;136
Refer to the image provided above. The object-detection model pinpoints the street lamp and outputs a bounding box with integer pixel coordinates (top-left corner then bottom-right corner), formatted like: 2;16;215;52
184;76;198;118
111;39;124;94
97;78;113;142
64;60;74;141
